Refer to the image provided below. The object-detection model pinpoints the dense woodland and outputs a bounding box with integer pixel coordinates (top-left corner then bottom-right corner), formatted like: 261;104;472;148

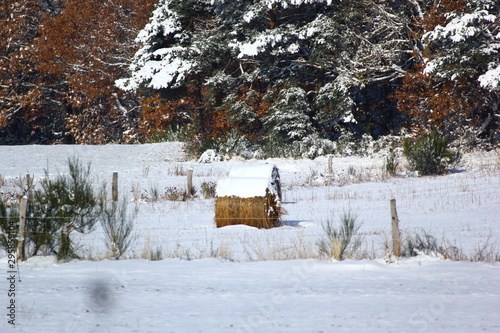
1;0;498;157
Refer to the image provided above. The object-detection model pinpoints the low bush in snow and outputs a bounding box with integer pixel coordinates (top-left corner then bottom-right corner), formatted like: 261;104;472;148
200;181;217;199
318;211;362;260
403;131;461;175
384;148;399;177
100;198;137;260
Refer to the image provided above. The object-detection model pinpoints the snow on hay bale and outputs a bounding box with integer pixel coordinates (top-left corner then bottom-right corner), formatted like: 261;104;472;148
227;164;281;200
215;165;282;229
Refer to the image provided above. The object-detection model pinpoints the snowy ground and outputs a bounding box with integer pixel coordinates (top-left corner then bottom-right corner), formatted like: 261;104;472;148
1;143;499;332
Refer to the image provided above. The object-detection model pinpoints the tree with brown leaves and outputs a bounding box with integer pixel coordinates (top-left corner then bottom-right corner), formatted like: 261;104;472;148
0;0;154;144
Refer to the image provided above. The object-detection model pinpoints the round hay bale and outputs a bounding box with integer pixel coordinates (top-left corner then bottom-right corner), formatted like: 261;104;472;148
214;177;282;229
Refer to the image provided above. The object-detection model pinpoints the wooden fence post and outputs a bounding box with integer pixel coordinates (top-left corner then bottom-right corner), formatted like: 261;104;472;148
187;168;194;197
390;199;401;257
112;172;118;202
328;155;333;175
17;196;27;262
26;173;33;199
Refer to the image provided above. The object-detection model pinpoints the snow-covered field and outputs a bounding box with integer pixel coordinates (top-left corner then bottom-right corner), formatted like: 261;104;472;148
1;143;499;332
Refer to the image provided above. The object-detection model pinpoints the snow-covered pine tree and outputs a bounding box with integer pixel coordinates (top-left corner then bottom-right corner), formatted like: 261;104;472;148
396;0;499;144
264;86;312;142
423;0;500;91
117;0;417;157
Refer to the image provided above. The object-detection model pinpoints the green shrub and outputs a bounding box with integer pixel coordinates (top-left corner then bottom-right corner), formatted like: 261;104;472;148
30;158;101;261
403;131;461;175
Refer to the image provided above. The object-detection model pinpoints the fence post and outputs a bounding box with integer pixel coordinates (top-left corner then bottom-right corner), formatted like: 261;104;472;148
187;168;194;197
328;155;333;175
112;171;118;202
26;173;33;199
390;199;401;257
17;196;27;262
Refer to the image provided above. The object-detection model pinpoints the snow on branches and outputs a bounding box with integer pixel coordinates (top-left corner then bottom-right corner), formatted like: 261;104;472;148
423;8;500;90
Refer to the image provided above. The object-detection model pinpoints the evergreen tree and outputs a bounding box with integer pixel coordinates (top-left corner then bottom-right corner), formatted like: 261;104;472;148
395;0;499;144
118;0;416;157
264;86;313;143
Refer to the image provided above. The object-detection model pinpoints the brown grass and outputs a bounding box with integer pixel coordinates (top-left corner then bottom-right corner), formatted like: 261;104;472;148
215;190;282;229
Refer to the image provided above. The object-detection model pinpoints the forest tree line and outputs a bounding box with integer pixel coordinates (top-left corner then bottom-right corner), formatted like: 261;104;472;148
1;0;498;157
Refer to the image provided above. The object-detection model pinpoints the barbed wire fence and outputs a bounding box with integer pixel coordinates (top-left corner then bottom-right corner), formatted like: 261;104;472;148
1;163;405;263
